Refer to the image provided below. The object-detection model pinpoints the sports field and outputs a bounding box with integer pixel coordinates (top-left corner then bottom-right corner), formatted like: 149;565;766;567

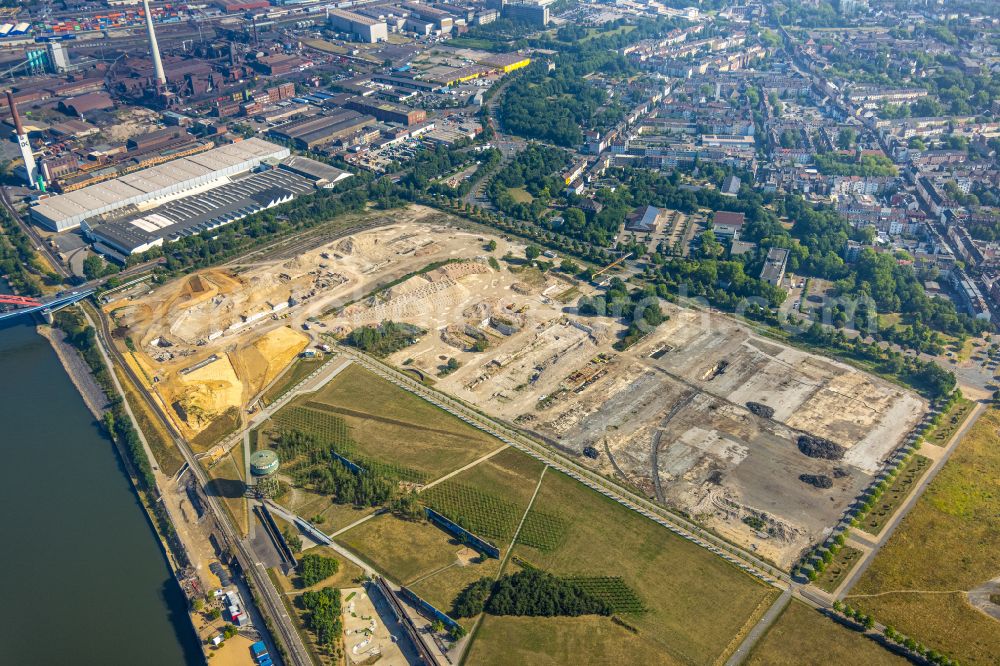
745;601;907;665
846;407;1000;665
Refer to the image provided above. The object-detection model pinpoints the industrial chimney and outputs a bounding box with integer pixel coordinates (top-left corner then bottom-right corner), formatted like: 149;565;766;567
6;91;39;190
142;0;167;88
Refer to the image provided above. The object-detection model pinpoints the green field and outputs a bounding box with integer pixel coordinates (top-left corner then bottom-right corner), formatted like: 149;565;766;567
341;448;543;618
294;364;501;479
468;615;682;666
847;408;1000;665
470;469;778;665
278;485;376;533
507;187;534;203
813;546;863;594
857;454;930;535
339;512;489;585
745;601;907;666
420;447;542;547
302;368;776;664
262;356;325;405
923;396;974;446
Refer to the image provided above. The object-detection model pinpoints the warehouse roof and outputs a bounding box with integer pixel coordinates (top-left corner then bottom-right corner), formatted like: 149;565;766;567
31;138;288;231
88;168;314;254
279;156;352;187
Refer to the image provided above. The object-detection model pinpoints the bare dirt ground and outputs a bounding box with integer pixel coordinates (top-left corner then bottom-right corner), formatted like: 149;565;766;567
107;206;925;566
416;298;925;567
106;206;486;438
342;586;410;666
307;211;927;568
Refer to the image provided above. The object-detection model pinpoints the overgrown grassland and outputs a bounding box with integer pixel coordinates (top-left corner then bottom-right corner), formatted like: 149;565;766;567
503;469;778;665
847;408;1000;665
301;365;499;478
746;601;907;665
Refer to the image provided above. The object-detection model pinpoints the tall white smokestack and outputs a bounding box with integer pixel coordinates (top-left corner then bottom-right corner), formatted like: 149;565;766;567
7;91;38;189
142;0;167;88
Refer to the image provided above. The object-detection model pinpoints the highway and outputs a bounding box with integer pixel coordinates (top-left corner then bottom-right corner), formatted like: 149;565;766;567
85;302;313;666
0;289;93;322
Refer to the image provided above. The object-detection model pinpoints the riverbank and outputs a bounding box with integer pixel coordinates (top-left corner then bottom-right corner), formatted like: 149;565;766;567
39;307;207;664
36;324;110;420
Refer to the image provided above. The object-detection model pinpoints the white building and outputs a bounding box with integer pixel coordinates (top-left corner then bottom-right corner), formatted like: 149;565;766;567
31;138;289;232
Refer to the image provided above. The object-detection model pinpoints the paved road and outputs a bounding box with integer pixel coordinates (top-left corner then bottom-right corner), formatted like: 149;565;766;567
725;587;793;666
834;402;986;600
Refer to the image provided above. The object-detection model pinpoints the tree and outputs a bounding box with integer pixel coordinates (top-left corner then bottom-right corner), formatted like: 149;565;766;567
485;570;612;617
525;245;541;262
486;239;497;251
83;254;108;281
300;587;342;645
559;258;579;274
453;578;494;617
299;553;340;587
837;128;857;150
390;492;425;521
283;527;302;553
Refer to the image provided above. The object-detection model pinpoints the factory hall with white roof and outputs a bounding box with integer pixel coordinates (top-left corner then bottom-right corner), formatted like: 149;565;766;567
29;138;350;258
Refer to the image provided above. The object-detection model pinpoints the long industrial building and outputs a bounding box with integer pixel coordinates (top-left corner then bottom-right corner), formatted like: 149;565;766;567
30;138;290;232
82;167;315;257
327;8;388;43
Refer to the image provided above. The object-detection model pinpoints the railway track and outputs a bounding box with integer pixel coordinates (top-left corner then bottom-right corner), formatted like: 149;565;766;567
86;302;313;666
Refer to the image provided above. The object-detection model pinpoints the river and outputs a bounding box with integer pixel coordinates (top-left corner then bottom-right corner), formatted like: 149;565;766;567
0;313;202;664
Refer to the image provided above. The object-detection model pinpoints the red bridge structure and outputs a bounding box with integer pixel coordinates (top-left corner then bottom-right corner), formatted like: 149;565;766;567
0;295;43;307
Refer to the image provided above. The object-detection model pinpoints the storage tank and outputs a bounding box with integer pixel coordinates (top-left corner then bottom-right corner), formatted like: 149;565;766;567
250;449;280;478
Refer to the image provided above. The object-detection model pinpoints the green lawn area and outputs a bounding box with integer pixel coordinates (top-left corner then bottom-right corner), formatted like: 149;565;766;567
341;448;544;622
276;486;376;533
488;469;778;665
923;396;974;446
408;555;502;625
288;364;501;479
813;545;863;593
338;513;471;584
745;600;907;665
261;356;326;406
507;187;534;203
846;408;1000;665
856;455;930;535
468;615;682;666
